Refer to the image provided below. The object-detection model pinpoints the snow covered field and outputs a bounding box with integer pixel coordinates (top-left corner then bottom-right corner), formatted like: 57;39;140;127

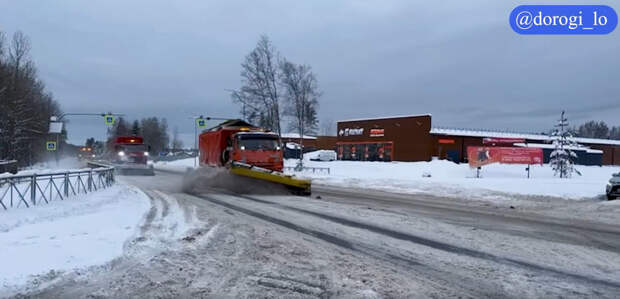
0;183;150;295
153;154;619;201
285;151;620;201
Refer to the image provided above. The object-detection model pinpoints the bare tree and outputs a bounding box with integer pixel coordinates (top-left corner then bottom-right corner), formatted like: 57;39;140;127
611;126;620;140
230;35;282;134
576;120;610;139
0;30;61;165
280;59;320;165
171;126;183;151
320;118;336;136
140;117;169;154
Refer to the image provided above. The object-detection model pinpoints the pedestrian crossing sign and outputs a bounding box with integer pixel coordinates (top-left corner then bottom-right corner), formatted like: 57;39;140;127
46;141;57;151
104;114;115;125
196;118;207;129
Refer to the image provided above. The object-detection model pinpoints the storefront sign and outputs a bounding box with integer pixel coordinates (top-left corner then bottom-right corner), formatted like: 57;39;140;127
482;137;525;145
369;128;384;137
438;139;455;144
467;146;543;167
338;128;364;137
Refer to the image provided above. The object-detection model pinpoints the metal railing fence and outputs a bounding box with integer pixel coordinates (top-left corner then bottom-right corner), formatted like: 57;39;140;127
283;166;330;174
0;167;115;210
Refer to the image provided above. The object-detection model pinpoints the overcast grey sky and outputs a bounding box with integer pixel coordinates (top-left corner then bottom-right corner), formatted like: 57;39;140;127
1;0;618;146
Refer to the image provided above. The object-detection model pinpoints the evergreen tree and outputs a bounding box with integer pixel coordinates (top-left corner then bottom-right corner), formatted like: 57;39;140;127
550;111;579;178
131;120;140;136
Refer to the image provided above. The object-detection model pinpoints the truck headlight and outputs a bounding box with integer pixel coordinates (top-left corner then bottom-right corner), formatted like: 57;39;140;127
144;152;149;156
118;151;125;157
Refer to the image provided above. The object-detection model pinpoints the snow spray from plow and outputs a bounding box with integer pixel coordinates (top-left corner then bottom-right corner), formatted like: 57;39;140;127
194;119;311;196
182;163;311;196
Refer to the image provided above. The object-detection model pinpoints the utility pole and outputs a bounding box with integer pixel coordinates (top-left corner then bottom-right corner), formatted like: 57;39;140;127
194;116;201;167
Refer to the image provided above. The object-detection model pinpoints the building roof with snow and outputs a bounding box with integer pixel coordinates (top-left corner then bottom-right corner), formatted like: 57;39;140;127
280;133;318;140
513;143;603;154
338;114;431;123
430;127;620;146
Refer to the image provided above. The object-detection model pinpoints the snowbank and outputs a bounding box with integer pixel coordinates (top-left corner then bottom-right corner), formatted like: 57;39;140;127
153;158;197;173
0;183;150;293
286;152;620;201
0;158;86;178
152;154;619;201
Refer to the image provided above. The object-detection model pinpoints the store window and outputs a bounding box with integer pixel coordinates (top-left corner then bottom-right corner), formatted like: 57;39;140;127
337;142;393;161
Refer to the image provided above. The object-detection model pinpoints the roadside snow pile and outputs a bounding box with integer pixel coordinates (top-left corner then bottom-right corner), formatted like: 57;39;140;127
154;158;196;173
0;183;150;293
0;158;86;178
285;151;620;200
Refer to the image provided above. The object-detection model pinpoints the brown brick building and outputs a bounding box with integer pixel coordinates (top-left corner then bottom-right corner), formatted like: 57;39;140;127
336;115;620;166
337;114;432;162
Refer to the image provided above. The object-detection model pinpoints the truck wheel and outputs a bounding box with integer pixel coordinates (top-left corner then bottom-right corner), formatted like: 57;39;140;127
221;149;230;166
608;194;616;201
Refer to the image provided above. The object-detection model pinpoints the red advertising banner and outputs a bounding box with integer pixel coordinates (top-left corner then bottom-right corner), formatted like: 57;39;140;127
482;137;525;145
467;146;543;167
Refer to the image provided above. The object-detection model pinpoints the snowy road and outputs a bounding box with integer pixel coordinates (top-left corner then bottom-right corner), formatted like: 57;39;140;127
20;170;620;298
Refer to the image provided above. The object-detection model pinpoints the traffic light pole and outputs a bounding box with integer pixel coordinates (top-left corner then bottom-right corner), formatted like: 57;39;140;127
49;112;123;165
194;119;198;167
191;116;231;167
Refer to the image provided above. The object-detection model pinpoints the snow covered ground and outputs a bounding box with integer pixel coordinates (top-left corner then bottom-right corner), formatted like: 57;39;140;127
285;151;620;201
153;157;197;173
0;158;85;178
153;154;619;201
0;183;151;296
0;158;86;177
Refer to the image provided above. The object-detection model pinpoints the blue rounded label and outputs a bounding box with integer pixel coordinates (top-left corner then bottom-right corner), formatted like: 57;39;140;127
510;5;617;34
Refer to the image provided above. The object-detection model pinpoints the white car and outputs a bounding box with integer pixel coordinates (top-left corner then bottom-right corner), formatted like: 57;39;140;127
606;173;620;200
315;150;337;161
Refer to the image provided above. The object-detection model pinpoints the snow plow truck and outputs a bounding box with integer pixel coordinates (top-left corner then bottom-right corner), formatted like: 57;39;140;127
109;136;155;175
198;119;311;195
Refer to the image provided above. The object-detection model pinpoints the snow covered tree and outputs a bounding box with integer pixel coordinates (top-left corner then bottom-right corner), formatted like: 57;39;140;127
550;111;579;178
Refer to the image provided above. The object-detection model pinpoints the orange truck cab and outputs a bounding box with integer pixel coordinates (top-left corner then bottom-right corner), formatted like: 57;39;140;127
199;120;283;172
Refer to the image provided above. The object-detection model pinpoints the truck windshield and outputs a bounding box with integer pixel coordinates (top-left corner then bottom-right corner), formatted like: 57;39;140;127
238;135;279;150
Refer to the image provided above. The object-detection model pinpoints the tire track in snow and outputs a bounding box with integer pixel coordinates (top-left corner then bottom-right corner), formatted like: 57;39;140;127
188;192;510;298
193;191;620;292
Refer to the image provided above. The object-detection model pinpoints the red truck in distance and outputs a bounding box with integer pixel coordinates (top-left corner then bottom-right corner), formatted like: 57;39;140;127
112;136;150;165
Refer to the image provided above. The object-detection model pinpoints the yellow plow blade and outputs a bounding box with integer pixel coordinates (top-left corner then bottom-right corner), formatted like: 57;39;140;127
230;162;311;195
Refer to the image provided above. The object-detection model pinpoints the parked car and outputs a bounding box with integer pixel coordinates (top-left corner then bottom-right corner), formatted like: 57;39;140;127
606;172;620;200
310;150;337;162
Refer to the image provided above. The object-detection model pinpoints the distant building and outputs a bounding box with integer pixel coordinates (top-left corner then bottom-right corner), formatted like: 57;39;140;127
280;133;337;151
336;114;620;166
